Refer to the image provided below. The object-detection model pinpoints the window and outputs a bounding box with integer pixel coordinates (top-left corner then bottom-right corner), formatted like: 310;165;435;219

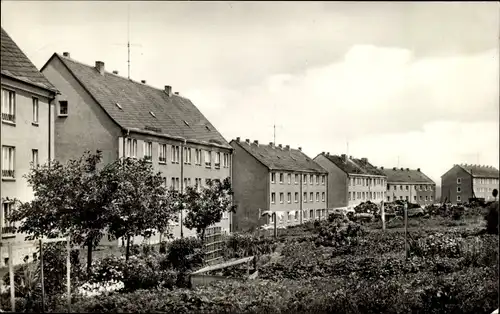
424;185;427;191
271;173;276;183
303;192;307;203
322;175;325;185
195;149;202;165
294;192;299;203
287;173;291;184
400;196;403;200
2;89;16;123
419;185;422;191
287;192;291;203
2;202;15;228
387;196;390;202
214;152;220;168
309;175;313;184
205;178;212;186
32;97;39;124
2;146;15;178
413;195;416;201
357;192;361;199
269;213;274;223
322;192;325;202
425;196;428;201
204;150;211;167
322;209;326;217
125;138;137;158
171;145;180;163
279;173;284;183
419;195;423;201
316;192;320;202
309;192;313;202
362;192;365;200
184;178;188;189
31;149;38;167
223;153;229;168
316;209;321;218
399;185;403;190
184;147;192;164
279;193;284;204
295;211;299;220
144;142;152;161
430;195;433;201
353;192;356;200
309;209;314;219
159;144;167;163
457;178;461;184
295;174;299;184
59;100;68;116
393;186;397;190
315;175;319;185
405;196;409;201
405;185;409;191
457;186;461;193
303;174;307;184
457;195;461;202
348;192;351;201
303;210;308;219
287;212;291;222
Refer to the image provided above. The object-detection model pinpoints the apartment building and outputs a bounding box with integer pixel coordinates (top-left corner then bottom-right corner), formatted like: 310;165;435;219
40;52;232;242
230;138;328;232
441;164;499;204
313;153;387;208
380;167;436;205
1;27;58;266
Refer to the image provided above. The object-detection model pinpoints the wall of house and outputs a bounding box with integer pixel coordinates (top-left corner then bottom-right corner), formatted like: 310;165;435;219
441;166;473;204
301;172;328;221
415;183;436;205
313;154;348;208
472;177;500;201
1;77;54;267
41;57;122;165
348;175;386;207
230;142;268;232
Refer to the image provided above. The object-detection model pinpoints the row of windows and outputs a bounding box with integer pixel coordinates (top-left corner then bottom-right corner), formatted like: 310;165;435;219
469;177;499;185
1;89;41;125
125;139;230;169
1;146;39;179
270;172;326;185
348;191;385;201
473;187;496;193
271;191;325;204
390;184;434;191
386;195;433;202
269;208;327;223
167;177;220;192
349;177;386;187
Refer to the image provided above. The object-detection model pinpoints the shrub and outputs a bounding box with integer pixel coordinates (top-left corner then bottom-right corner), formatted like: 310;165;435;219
223;234;277;259
164;237;204;272
315;218;365;250
485;201;498;234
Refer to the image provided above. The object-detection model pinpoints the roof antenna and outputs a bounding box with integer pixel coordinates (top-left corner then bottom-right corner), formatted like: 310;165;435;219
113;4;142;80
397;156;400;168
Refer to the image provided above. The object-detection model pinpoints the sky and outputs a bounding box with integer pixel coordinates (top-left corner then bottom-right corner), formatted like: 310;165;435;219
1;1;499;184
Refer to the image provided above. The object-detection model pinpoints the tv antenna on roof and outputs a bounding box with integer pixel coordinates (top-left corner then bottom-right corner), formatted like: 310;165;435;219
113;4;142;79
272;102;283;145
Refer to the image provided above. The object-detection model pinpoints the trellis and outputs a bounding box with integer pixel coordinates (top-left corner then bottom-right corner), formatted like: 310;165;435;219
1;236;71;312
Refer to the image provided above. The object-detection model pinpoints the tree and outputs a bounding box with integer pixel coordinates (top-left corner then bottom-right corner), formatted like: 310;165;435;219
182;177;236;243
104;157;176;260
10;151;114;273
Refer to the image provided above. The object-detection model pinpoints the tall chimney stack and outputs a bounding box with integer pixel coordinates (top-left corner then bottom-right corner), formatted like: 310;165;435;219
253;140;259;146
62;52;70;57
112;70;119;74
245;139;250;144
285;145;290;150
298;147;302;151
141;80;146;84
95;61;105;76
164;85;172;96
236;137;240;142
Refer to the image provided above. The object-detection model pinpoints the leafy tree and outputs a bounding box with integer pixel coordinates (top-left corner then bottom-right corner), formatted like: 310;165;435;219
10;151;114;273
104;157;176;260
181;177;236;242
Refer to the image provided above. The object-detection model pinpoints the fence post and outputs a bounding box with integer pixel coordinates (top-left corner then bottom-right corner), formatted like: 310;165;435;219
67;235;71;312
8;243;15;312
40;239;45;313
404;202;408;259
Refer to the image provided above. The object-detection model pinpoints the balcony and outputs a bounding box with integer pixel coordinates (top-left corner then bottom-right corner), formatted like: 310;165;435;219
2;170;15;178
1;113;15;123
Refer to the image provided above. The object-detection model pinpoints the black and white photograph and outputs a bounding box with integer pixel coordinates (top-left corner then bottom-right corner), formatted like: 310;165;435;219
0;1;499;313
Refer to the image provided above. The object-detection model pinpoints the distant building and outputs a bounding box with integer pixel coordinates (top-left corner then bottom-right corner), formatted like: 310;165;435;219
313;153;387;208
441;164;499;204
1;27;58;267
380;167;436;205
230;138;328;232
40;52;232;242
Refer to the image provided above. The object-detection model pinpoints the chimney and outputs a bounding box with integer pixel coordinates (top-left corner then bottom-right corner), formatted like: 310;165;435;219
326;152;330;156
62;52;70;58
141;80;146;84
361;157;368;164
269;142;274;147
174;92;179;95
322;152;325;155
112;70;119;74
278;144;283;149
381;166;384;170
95;61;105;75
400;168;404;171
285;145;290;150
341;154;347;162
236;137;240;142
393;167;396;170
245;139;250;144
298;147;302;151
253;140;259;146
417;168;420;172
406;168;409;171
349;155;352;159
164;85;173;96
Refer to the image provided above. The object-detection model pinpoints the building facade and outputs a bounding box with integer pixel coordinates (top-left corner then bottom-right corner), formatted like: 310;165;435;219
1;27;58;267
313;153;387;208
441;164;499;204
40;52;232;243
380;167;436;205
230;138;328;232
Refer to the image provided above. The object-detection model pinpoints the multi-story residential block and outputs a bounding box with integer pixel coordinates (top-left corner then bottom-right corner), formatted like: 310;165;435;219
1;27;58;267
441;164;499;204
380;167;436;205
313;153;386;208
230;138;328;232
40;52;232;242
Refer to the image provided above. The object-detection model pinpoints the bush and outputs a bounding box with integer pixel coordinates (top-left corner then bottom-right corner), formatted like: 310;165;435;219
164;237;204;272
485;201;498;234
223;234;277;259
315;218;365;250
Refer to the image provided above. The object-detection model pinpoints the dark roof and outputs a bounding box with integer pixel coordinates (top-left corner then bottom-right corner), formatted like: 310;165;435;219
319;154;385;176
380;167;435;184
232;140;326;173
458;164;499;178
45;53;230;148
1;27;56;92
